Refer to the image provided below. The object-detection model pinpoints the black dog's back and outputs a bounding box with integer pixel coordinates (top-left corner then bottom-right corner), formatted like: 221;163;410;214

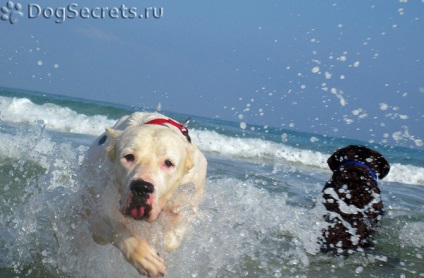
320;145;390;254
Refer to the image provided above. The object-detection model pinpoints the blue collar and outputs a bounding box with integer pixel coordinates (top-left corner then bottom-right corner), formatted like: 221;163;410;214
341;161;378;185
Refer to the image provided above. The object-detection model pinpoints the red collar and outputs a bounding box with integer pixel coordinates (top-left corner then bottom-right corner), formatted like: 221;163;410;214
145;118;191;143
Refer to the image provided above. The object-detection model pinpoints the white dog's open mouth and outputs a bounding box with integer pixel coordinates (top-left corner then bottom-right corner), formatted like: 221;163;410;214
120;180;155;220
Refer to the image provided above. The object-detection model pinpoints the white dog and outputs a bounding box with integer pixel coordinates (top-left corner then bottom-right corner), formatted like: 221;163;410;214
84;112;207;277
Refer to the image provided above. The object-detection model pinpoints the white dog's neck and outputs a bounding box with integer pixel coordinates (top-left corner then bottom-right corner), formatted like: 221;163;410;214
128;112;191;143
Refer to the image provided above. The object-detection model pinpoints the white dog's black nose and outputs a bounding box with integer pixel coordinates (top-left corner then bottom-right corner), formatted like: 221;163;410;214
130;180;154;195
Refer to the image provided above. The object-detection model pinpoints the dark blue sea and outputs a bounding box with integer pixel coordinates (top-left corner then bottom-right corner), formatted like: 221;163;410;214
1;87;423;277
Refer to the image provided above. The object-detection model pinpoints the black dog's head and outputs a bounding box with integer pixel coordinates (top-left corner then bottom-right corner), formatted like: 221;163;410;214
327;145;390;180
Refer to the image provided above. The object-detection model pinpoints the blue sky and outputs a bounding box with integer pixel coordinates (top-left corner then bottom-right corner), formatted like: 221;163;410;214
1;0;423;148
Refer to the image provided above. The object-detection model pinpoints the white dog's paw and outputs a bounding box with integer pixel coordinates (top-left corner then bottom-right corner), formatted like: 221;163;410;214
120;237;167;277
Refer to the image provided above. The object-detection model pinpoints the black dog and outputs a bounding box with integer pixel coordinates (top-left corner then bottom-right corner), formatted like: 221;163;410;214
320;145;390;254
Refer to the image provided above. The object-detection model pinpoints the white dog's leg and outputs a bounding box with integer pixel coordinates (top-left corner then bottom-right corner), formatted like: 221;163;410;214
161;183;202;252
162;206;189;252
118;235;167;277
89;185;167;278
90;215;167;277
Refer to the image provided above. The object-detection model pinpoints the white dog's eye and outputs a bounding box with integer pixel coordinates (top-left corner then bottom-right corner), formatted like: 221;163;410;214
123;154;135;163
164;159;174;168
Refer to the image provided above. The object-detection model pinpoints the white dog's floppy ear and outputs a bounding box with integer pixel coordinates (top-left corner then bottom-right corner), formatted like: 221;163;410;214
105;128;121;162
181;145;207;198
184;145;194;172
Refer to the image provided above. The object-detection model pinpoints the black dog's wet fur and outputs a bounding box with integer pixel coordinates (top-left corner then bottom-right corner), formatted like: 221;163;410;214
320;145;390;254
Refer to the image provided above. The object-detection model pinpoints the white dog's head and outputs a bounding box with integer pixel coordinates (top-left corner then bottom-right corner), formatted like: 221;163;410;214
105;123;195;222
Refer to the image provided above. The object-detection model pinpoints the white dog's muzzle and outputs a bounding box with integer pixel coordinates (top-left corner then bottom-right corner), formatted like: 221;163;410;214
120;179;156;220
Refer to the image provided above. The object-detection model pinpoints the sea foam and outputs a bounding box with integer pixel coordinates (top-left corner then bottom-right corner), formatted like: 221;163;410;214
1;95;423;186
1;94;424;277
0;96;115;136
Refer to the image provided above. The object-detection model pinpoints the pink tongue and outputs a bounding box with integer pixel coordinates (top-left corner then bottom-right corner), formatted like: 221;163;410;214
130;207;145;219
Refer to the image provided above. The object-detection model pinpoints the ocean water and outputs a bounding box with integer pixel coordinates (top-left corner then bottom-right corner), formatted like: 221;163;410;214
1;87;424;278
